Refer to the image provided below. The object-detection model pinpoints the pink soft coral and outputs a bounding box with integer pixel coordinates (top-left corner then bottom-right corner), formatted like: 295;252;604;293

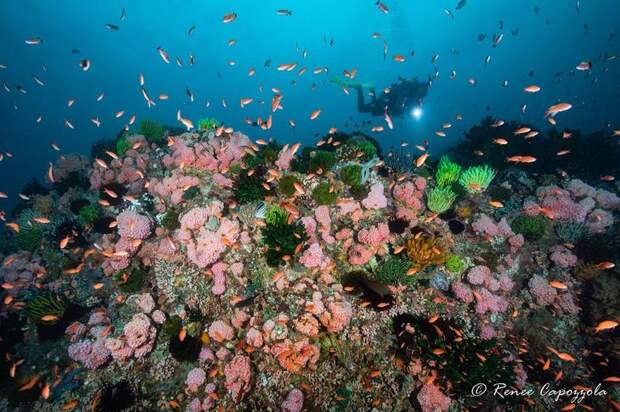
528;275;557;306
417;382;452;412
116;210;152;240
224;355;252;402
281;389;304;412
299;242;330;269
362;182;388;209
549;245;577;268
209;320;235;342
68;339;110;370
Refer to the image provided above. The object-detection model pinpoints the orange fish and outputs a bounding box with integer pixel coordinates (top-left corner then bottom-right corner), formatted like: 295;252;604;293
545;102;572;117
594;320;618;333
415;153;429;167
549;280;568;290
523;85;541;93
309;109;321;120
222;13;237;23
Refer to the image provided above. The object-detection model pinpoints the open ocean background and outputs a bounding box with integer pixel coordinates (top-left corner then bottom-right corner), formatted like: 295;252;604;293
0;0;618;211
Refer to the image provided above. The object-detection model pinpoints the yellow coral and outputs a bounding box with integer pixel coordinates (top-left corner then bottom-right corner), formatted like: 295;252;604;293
33;195;54;215
455;206;472;219
406;234;446;270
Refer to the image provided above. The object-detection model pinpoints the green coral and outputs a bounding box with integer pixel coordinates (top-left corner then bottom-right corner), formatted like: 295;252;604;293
426;186;457;214
554;220;586;243
312;182;338;205
445;254;466;273
356;140;377;161
244;142;282;169
78;205;100;224
265;205;288;226
511;214;546;241
395;315;515;406
308;150;336;173
113;267;147;293
374;257;413;285
435;156;462;187
14;210;45;252
25;293;65;325
138;119;165;144
349;184;370;201
161;208;181;231
458;165;496;194
115;135;132;157
340;164;362;187
233;172;269;204
278;175;300;197
261;219;307;267
182;186;200;201
197;117;221;132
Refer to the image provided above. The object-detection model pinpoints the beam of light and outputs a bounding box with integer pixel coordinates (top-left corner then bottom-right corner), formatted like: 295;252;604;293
411;106;423;120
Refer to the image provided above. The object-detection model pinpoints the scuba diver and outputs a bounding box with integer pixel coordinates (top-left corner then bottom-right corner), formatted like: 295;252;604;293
331;75;430;117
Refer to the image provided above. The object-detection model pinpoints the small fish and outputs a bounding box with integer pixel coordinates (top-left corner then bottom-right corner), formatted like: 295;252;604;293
223;13;237;23
59;236;71;249
545;102;572;117
384;110;393;129
105;23;119;31
25;37;42;45
595;261;615;270
594;320;617;333
576;61;591;71
523;85;541;93
415;153;429;167
156;47;170;64
309;109;321;120
376;1;389;14
276;9;292;16
549;280;568;289
79;59;91;71
493;138;508;145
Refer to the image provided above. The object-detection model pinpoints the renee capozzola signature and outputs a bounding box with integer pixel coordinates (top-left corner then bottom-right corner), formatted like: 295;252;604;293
470;382;608;404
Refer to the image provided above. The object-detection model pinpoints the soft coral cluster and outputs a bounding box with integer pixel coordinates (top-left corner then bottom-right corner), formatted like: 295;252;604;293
175;203;239;268
162;132;250;172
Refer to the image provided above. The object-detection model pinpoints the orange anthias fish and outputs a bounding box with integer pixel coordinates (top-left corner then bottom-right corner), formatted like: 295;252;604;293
594;320;618;333
545;102;572;117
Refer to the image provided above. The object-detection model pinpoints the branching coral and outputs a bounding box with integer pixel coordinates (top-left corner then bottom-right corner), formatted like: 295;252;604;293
458;165;496;193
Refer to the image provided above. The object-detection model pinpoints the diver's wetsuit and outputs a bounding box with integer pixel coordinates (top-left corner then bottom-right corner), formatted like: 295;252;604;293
355;77;429;116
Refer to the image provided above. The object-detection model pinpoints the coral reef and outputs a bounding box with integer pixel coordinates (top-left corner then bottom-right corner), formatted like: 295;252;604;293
1;121;618;412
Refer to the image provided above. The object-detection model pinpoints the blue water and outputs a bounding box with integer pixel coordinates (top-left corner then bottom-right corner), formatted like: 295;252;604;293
0;0;618;209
